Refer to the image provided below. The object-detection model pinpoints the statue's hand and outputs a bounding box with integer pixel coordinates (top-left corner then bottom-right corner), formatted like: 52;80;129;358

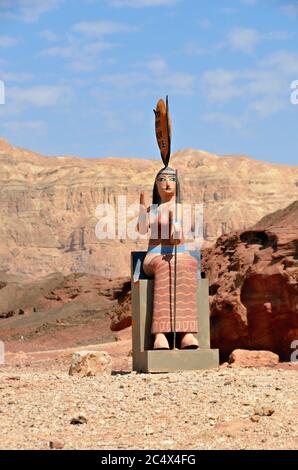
171;221;182;245
138;191;148;234
140;191;145;206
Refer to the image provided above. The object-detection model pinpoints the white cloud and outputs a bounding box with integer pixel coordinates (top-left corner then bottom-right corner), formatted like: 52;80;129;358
280;4;298;17
265;31;293;41
203;111;248;130
261;50;298;75
100;57;195;96
161;72;195;96
73;20;138;36
183;27;294;56
198;19;212;30
220;7;239;15
0;84;72;120
108;0;178;7
3;119;46;134
98;109;123;131
227;28;260;54
249;96;284;118
244;69;283;96
39;20;135;72
146;58;168;75
40;45;73;59
226;27;292;54
39;29;61;42
144;56;195;95
8;85;71;107
183;41;207;56
0;71;33;82
202;69;242;103
40;40;116;72
100;72;149;89
240;0;257;5
0;80;5;105
202;49;298;121
0;35;19;47
0;0;63;23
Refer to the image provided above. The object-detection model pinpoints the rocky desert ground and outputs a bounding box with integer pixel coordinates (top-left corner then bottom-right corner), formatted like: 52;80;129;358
1;342;298;450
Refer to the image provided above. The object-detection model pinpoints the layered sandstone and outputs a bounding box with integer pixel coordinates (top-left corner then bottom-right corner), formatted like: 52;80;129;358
0;138;297;279
202;200;298;359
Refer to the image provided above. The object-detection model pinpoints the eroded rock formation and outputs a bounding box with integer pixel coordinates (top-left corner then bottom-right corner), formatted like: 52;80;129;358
1;138;297;278
202;200;298;359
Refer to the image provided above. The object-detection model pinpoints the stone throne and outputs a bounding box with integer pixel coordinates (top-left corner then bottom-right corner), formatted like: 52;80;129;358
131;251;219;373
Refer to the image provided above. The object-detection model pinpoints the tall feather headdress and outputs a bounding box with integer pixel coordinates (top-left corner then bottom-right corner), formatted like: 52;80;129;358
154;95;172;167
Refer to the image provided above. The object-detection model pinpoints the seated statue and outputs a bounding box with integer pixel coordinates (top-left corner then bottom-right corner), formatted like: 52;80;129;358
135;97;200;350
137;165;199;350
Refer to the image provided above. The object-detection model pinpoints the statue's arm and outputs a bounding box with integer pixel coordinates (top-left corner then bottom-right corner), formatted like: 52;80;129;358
169;204;182;245
137;191;150;234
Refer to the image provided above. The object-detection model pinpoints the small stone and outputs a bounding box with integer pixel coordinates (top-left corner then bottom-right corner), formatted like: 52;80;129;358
70;415;88;425
69;351;112;377
250;415;260;423
253;406;275;417
214;419;250;436
48;440;64;449
161;439;174;446
220;362;229;368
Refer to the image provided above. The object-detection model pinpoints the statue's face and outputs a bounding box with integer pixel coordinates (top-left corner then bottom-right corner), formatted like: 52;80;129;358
156;173;176;199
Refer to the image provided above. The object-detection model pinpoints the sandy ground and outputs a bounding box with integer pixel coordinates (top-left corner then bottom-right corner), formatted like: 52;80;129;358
0;340;297;450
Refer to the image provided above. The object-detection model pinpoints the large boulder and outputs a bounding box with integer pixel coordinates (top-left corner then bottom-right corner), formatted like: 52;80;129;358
228;349;279;368
69;351;112;377
202;200;298;359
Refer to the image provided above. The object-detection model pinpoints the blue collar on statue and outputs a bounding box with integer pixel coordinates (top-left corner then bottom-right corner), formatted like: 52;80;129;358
147;244;187;254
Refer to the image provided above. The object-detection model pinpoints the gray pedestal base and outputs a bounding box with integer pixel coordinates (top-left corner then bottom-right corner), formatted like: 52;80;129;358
135;349;219;373
131;251;220;374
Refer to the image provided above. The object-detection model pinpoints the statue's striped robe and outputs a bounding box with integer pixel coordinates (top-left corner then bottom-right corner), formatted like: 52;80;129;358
144;253;198;334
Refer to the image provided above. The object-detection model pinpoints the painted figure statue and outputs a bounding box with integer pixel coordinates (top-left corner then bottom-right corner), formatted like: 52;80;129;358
137;97;199;351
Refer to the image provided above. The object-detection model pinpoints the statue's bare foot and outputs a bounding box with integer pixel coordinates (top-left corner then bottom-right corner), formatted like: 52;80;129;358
181;333;199;349
153;333;170;350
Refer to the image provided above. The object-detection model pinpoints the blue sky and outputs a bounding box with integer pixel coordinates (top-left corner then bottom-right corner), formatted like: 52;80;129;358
0;0;298;165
